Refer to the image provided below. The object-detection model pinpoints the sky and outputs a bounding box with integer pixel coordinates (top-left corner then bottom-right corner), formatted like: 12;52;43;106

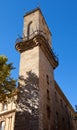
0;0;77;110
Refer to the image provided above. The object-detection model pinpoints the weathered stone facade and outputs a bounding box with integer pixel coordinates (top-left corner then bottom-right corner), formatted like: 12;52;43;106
0;97;16;130
54;81;77;130
14;8;77;130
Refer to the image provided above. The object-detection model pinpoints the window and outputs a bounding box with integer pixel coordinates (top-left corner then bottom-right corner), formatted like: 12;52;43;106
69;111;71;118
47;89;50;100
62;118;65;130
55;92;58;102
27;21;32;39
55;112;59;130
0;121;5;130
47;105;51;119
46;75;49;85
2;103;7;111
60;99;63;108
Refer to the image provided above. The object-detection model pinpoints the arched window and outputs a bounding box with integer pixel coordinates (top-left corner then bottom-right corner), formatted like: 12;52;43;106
27;21;32;39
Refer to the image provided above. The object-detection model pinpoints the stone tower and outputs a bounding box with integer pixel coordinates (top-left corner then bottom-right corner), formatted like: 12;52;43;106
15;8;58;130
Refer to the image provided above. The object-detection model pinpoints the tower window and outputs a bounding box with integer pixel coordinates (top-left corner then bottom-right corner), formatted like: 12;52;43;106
46;75;49;85
60;99;63;108
65;104;68;113
27;21;32;39
55;92;58;102
47;105;51;119
55;112;59;130
47;89;50;100
62;117;66;130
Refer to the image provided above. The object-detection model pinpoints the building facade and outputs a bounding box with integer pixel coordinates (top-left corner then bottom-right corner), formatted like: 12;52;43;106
54;81;77;130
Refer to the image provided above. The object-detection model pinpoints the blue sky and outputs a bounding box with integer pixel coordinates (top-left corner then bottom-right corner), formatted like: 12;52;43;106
0;0;77;109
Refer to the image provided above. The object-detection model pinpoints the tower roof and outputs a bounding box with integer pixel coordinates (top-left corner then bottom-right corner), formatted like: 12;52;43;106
24;7;41;17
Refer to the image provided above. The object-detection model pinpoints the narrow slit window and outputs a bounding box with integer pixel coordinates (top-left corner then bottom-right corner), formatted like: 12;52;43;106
55;92;58;102
47;89;50;100
46;75;49;85
55;112;59;130
47;105;51;119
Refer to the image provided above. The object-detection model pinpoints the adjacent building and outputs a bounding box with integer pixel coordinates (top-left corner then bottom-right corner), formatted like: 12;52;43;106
0;97;16;130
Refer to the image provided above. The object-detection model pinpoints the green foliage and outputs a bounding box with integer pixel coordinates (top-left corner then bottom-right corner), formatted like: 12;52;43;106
0;55;17;102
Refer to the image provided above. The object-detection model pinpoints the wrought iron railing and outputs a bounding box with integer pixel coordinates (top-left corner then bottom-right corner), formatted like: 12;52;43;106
16;30;48;44
16;30;58;64
51;49;58;63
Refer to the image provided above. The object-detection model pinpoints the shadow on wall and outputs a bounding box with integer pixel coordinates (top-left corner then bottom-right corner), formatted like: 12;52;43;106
14;71;39;130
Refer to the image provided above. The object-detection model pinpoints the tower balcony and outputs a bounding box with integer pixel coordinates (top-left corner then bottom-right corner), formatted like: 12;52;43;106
16;30;50;46
15;30;59;69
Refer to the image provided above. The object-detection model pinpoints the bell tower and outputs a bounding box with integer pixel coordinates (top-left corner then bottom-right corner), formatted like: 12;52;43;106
15;8;58;130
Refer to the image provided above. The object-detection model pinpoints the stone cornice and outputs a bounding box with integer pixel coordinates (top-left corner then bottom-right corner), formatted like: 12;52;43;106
0;109;16;116
15;36;38;53
15;34;58;69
